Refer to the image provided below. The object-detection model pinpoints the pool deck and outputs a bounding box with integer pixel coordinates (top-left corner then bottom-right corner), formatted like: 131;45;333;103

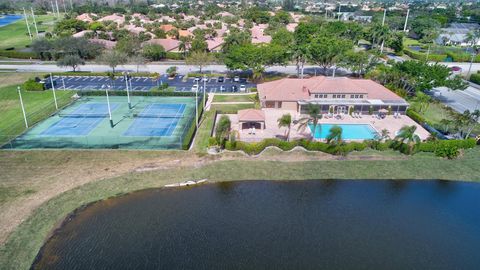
222;109;430;142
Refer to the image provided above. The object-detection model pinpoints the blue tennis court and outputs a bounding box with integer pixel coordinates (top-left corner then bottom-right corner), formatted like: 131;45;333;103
41;103;118;136
124;103;186;137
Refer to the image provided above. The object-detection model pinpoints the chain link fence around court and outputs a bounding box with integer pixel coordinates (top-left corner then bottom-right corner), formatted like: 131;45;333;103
0;93;74;146
1;93;204;150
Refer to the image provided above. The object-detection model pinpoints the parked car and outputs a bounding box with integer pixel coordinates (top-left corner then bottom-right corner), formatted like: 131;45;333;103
233;76;240;82
218;76;225;83
202;77;209;82
240;85;246;92
193;77;200;82
192;85;199;92
240;78;247;83
220;85;225;92
231;85;238;92
450;66;462;74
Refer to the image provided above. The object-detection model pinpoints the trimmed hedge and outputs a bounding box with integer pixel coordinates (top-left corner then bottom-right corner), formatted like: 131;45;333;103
0;50;37;59
403;49;446;62
165;52;184;60
406;108;428;125
181;96;205;150
220;137;477;157
470;73;480;85
23;79;44;91
45;72;160;78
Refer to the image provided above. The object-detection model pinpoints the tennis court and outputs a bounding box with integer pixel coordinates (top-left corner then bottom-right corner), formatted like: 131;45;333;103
4;95;198;149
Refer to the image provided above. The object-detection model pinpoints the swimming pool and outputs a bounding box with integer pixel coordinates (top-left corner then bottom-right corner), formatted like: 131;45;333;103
309;123;378;140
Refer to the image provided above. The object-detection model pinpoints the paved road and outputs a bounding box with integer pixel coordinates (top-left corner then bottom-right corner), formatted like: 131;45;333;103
50;74;256;93
431;85;480;113
0;63;347;76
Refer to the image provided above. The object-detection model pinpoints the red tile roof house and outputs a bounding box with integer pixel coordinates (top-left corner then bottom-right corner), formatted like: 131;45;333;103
257;76;410;115
144;39;181;52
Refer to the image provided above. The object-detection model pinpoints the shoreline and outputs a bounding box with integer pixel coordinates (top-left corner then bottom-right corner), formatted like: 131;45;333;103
1;148;480;269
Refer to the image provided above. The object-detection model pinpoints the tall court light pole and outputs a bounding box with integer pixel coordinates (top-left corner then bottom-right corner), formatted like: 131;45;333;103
104;85;113;128
124;72;131;109
23;8;32;40
50;73;58;110
403;9;410;32
18;86;28;128
31;7;39;36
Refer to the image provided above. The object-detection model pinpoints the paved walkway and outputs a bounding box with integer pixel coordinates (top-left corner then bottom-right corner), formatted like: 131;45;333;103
205;93;215;111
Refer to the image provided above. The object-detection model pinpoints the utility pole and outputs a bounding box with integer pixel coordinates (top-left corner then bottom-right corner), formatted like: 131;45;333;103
50;1;56;17
338;4;341;21
50;74;58;110
403;9;410;32
23;8;32;40
62;0;67;14
55;0;60;17
31;7;39;37
380;8;387;54
69;0;73;10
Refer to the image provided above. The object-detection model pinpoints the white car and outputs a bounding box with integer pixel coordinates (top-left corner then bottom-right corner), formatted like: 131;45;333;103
220;85;225;92
202;77;209;82
191;85;199;92
240;85;246;92
234;76;240;82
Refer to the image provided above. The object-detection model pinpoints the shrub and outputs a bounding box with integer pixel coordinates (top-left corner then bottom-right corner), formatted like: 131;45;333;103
403;49;446;62
142;44;166;61
215;115;231;146
0;50;37;59
45;72;159;78
406;109;426;125
208;137;218;146
23;79;44;91
470;73;480;85
435;143;459;159
166;52;184;60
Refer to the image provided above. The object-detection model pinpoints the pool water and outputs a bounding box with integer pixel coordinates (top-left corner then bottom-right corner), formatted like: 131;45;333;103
309;123;378;140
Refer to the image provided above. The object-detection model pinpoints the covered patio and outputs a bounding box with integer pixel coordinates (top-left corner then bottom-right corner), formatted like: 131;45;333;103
237;109;266;130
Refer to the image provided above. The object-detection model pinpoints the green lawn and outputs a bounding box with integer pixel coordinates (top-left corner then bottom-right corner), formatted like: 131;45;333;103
212;94;256;103
194;110;216;153
210;103;257;113
0;14;59;50
410;101;453;125
0;74;75;145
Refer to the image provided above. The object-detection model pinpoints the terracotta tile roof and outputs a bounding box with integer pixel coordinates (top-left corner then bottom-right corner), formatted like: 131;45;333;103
238;109;265;122
72;30;92;38
258;76;405;102
76;13;95;23
160;24;176;32
98;14;125;24
286;23;298;32
90;39;117;49
144;38;180;51
206;37;224;51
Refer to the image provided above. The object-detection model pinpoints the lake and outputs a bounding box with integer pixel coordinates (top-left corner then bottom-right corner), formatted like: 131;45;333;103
32;180;480;270
0;15;22;27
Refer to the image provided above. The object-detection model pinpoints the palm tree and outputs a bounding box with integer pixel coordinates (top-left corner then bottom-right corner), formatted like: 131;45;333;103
379;128;390;141
395;125;421;154
297;104;322;140
179;36;192;57
277;114;292;141
326;125;343;144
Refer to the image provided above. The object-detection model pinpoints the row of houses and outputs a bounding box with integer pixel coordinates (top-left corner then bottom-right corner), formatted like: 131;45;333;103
74;12;302;52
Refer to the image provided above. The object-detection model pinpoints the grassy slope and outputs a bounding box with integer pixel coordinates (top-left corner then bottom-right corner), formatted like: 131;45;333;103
1;147;480;269
0;14;58;50
212;94;256;102
0;73;75;144
194;110;216;152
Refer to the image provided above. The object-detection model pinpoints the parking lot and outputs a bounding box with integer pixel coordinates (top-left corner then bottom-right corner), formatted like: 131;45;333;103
49;74;257;93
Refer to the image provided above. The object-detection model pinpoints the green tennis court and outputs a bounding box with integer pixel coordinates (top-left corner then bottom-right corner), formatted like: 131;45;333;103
3;96;198;149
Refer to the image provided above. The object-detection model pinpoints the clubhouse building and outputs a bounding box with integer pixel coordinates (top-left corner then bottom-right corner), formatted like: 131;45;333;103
257;76;409;115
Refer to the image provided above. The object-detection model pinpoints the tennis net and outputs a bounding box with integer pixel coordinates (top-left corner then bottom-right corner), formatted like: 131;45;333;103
57;113;109;118
132;113;184;119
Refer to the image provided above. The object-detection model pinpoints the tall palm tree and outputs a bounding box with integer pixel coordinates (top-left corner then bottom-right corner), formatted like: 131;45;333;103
277;113;292;141
326;125;343;144
179;36;192;57
297;104;322;140
395;125;421;154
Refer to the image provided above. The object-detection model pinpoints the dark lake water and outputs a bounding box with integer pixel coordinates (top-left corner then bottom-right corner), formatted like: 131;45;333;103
32;180;480;270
